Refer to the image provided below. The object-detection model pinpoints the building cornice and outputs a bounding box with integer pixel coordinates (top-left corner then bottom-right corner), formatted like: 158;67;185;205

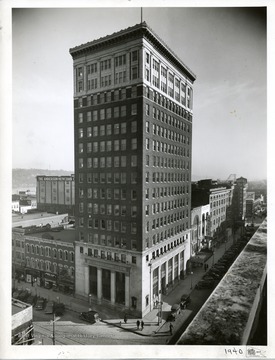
69;22;196;82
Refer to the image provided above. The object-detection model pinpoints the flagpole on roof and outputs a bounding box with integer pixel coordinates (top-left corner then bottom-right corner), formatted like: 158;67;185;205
141;7;143;23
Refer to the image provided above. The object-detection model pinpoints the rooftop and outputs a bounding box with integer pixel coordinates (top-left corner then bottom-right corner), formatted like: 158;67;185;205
70;21;196;82
26;229;76;244
177;219;267;345
12;212;65;222
12;298;31;315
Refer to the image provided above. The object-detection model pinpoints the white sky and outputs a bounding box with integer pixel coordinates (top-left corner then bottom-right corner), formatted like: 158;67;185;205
12;6;267;181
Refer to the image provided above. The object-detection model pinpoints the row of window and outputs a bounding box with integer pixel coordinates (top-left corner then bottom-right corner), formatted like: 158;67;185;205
146;210;189;229
80;185;189;201
211;198;229;207
148;122;191;144
79;157;190;173
76;86;138;108
145;86;193;121
26;257;75;276
81;246;137;265
147;237;186;262
77;104;138;124
77;67;138;91
78;51;138;77
150;155;190;168
79;197;188;218
25;244;74;262
146;139;190;156
146;221;189;241
79;220;138;236
145;171;189;183
79;232;137;250
212;207;226;217
78;121;137;138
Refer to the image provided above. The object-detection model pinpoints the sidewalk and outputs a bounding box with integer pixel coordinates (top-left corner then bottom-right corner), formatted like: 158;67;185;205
14;233;239;339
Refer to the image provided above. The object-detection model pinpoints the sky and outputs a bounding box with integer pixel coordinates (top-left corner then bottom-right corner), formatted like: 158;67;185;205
12;6;267;181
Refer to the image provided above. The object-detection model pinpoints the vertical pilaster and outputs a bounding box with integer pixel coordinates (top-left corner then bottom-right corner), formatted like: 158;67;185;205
125;274;130;307
97;268;102;302
171;256;175;283
84;266;89;295
111;271;116;304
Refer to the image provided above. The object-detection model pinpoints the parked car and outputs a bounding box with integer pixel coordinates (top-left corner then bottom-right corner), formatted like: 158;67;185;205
35;298;45;310
45;301;54;314
180;294;191;309
18;290;30;302
79;310;100;324
26;295;36;306
54;303;65;316
12;290;23;299
167;303;181;321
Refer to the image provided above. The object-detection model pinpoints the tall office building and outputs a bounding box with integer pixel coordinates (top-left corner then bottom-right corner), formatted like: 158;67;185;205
70;22;196;316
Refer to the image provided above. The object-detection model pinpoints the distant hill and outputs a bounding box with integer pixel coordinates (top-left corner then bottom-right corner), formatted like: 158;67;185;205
12;168;74;192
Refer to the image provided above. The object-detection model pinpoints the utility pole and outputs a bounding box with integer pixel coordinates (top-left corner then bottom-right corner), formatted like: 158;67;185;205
51;312;61;345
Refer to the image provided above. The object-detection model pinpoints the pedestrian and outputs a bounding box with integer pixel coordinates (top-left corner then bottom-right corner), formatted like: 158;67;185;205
124;314;127;324
136;319;140;330
141;320;144;330
169;322;173;335
119;321;121;327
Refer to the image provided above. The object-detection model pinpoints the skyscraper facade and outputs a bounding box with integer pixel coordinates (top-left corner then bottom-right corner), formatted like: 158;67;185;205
70;22;196;316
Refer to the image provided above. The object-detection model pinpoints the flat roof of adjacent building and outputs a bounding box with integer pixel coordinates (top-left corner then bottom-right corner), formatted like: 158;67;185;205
12;299;31;315
26;229;76;244
12;212;69;228
177;219;267;345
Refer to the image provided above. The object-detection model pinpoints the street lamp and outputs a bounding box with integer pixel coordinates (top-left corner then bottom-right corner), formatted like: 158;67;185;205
51;313;61;345
148;261;152;311
190;271;193;289
157;290;163;325
88;293;92;311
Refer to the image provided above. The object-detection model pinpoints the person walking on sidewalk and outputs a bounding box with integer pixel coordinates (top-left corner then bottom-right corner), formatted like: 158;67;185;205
169;323;173;335
124;314;127;324
141;320;144;331
136;320;140;330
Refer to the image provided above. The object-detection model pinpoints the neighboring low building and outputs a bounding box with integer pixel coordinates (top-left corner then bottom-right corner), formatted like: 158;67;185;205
24;229;75;292
12;195;20;213
190;204;210;255
245;192;255;219
12;192;37;214
12;299;34;345
19;197;37;214
36;175;75;215
232;176;248;221
191;180;233;247
12;227;26;281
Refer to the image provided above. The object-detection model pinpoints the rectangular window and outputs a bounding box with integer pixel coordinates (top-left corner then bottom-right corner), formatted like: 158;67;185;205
131;103;137;115
131;138;137;150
